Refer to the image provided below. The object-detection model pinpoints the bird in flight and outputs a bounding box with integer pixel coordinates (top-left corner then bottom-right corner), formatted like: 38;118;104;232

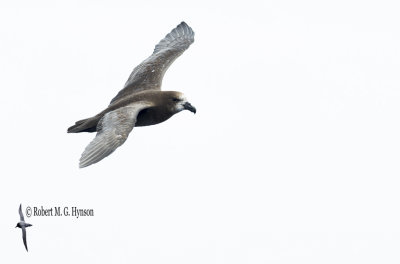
15;204;32;252
68;22;196;168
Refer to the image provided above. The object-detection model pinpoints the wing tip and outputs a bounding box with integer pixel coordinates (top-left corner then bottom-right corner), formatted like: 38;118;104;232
175;21;194;37
178;21;190;30
79;157;96;168
79;162;89;169
153;21;195;54
78;136;119;169
79;155;97;168
79;152;93;168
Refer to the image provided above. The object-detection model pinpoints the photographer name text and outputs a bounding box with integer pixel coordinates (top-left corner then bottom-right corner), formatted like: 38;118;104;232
26;206;94;218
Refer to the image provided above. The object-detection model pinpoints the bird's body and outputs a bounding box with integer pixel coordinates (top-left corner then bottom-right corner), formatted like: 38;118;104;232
68;22;196;168
16;222;32;228
68;90;189;132
15;204;32;252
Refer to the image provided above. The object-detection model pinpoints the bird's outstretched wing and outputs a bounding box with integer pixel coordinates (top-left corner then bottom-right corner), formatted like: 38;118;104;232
109;22;195;105
19;204;24;222
22;227;28;251
79;102;153;168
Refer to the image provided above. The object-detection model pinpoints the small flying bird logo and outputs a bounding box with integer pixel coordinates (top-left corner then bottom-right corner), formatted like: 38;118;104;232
15;204;32;252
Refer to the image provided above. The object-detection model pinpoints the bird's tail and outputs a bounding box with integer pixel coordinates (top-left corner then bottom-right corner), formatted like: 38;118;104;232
67;116;100;133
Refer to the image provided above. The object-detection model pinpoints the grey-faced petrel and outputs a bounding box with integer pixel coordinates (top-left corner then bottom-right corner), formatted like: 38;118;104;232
15;204;32;251
68;22;196;168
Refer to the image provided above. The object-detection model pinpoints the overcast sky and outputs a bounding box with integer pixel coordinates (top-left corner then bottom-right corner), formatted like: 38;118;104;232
1;0;400;263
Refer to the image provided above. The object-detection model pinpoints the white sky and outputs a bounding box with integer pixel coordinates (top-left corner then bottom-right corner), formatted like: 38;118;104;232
1;0;400;263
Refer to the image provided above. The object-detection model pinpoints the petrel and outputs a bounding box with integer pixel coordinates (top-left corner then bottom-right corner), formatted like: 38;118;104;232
68;22;196;168
15;204;32;252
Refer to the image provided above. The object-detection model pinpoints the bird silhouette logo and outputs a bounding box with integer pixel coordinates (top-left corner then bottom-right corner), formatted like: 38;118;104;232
15;204;32;251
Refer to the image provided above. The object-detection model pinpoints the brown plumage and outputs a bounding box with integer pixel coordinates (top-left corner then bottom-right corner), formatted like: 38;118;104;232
67;22;196;168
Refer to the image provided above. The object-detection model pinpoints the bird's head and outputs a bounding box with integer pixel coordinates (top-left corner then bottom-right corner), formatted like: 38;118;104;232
165;91;196;114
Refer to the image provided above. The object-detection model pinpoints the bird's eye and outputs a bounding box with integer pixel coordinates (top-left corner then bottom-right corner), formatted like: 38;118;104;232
172;98;180;102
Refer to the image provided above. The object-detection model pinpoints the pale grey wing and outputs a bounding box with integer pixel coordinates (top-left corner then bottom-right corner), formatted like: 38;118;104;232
22;227;28;251
19;204;24;222
109;22;195;105
79;102;153;168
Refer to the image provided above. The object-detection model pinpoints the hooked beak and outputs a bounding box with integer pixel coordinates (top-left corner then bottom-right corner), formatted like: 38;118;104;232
183;102;196;114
